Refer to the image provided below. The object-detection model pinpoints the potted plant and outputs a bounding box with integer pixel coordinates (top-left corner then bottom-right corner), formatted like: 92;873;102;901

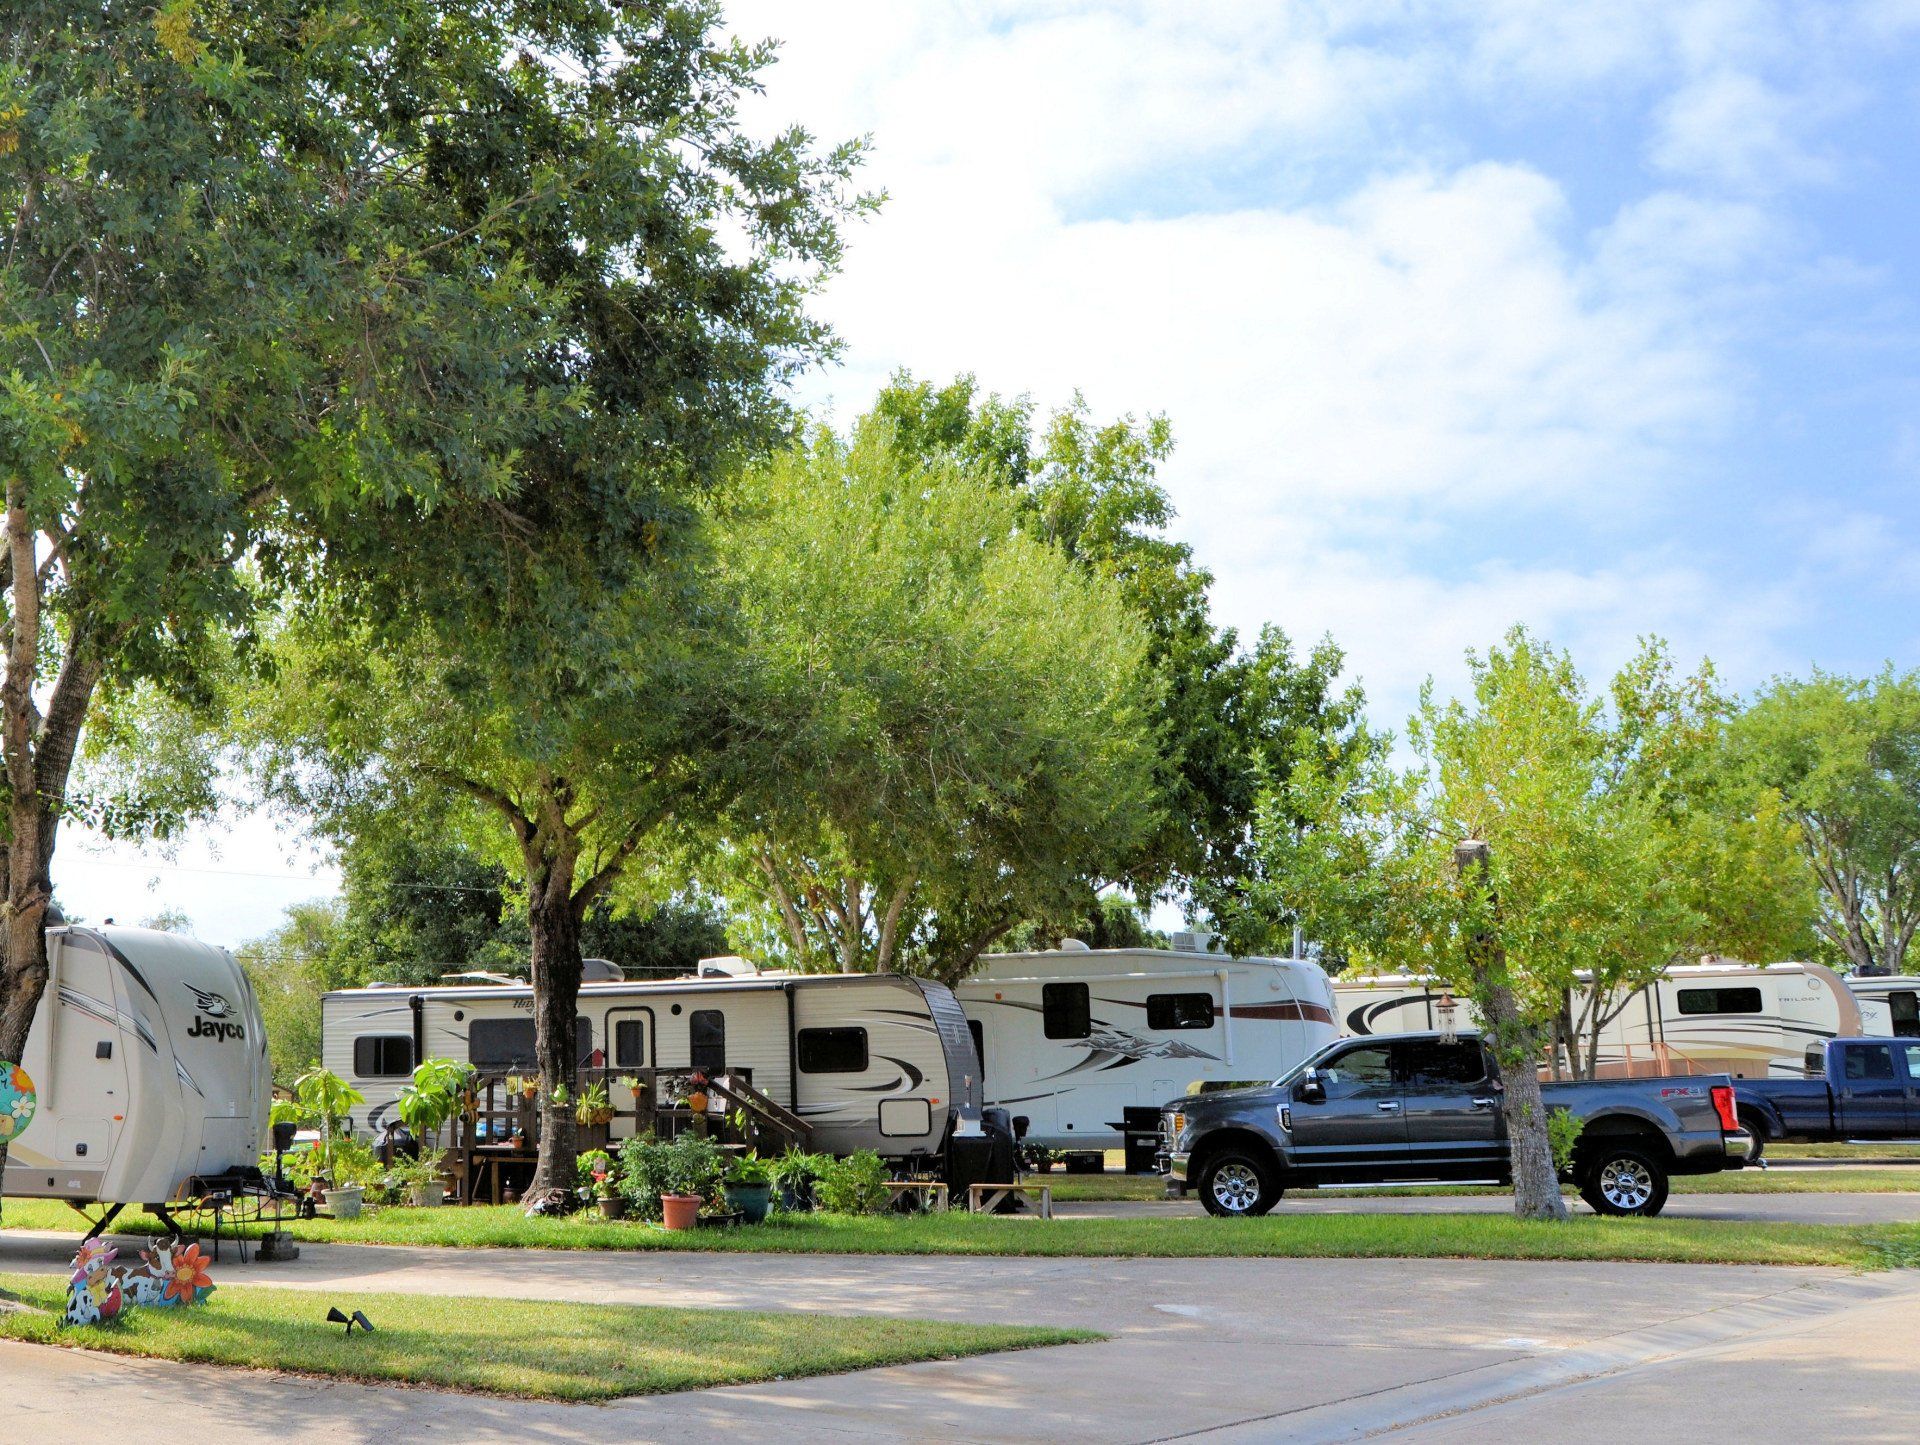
522;1074;541;1101
322;1136;379;1219
659;1131;724;1230
389;1154;445;1207
681;1070;709;1115
768;1148;825;1212
575;1080;614;1127
594;1174;626;1219
616;1134;672;1222
293;1065;364;1204
722;1154;773;1224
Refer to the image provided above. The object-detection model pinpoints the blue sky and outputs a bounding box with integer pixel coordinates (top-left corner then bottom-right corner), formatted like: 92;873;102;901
55;1;1920;945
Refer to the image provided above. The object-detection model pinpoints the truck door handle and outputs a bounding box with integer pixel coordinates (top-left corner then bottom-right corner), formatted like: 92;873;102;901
1472;1098;1497;1110
1376;1101;1401;1112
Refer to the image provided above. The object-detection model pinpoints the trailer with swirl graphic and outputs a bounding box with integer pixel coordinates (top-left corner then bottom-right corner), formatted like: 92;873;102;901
321;968;984;1163
954;939;1339;1160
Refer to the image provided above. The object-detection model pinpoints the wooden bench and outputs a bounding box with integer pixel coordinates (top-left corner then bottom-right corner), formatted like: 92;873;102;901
884;1179;949;1212
966;1182;1052;1219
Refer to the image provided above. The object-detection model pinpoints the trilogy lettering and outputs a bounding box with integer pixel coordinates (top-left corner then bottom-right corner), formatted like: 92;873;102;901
186;1015;246;1042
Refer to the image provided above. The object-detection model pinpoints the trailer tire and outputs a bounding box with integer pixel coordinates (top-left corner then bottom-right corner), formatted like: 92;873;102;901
1197;1149;1283;1217
1579;1145;1669;1217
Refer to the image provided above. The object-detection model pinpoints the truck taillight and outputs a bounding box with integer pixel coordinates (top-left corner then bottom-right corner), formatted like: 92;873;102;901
1710;1085;1739;1134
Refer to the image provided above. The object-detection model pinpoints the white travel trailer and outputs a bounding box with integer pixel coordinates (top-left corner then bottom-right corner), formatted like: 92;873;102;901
1332;960;1861;1079
954;939;1339;1154
321;968;983;1162
1847;976;1920;1038
7;924;270;1209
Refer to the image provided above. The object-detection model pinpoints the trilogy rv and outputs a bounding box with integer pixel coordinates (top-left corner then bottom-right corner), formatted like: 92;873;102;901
953;938;1339;1159
7;924;270;1211
1846;976;1920;1039
321;965;983;1164
1332;959;1861;1079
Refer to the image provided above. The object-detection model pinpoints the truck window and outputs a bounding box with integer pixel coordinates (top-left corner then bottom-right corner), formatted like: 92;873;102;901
1904;1044;1920;1083
1676;986;1763;1015
690;1009;726;1072
1043;983;1091;1040
1395;1040;1486;1088
1844;1043;1896;1082
1147;993;1214;1030
1317;1044;1396;1097
353;1035;414;1078
798;1027;869;1074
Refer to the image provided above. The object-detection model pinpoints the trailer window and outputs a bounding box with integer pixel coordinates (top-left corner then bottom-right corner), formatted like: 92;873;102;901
798;1027;869;1074
1676;986;1763;1016
469;1016;592;1071
353;1035;414;1079
1042;982;1090;1040
968;1019;986;1083
613;1018;647;1068
690;1009;726;1072
1891;991;1919;1038
1147;993;1214;1030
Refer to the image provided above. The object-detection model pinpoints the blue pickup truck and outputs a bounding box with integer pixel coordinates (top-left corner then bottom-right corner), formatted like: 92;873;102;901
1735;1038;1920;1160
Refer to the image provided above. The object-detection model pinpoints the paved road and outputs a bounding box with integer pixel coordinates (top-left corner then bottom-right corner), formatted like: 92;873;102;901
1057;1190;1920;1223
4;1230;1919;1442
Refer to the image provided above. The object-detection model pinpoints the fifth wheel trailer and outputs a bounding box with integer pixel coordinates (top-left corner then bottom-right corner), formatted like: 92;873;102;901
953;940;1339;1155
1332;960;1861;1079
5;924;270;1208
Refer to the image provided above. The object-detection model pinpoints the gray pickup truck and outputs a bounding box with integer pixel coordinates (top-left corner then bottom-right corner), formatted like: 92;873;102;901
1160;1030;1749;1217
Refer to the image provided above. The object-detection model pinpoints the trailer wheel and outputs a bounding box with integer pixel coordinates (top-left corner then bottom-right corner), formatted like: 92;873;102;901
1197;1150;1282;1217
1579;1145;1669;1217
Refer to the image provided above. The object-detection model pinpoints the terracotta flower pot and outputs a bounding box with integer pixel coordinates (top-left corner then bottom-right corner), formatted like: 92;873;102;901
660;1193;702;1230
685;1091;709;1114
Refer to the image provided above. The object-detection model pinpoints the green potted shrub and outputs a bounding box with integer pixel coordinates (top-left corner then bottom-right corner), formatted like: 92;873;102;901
768;1148;826;1212
575;1079;614;1128
616;1134;673;1221
723;1154;773;1223
322;1136;381;1218
293;1066;366;1214
814;1149;892;1215
660;1131;724;1230
389;1154;445;1207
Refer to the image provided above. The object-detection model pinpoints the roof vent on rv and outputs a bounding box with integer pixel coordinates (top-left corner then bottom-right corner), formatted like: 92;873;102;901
1057;937;1092;952
697;955;759;978
1171;931;1223;954
582;957;626;983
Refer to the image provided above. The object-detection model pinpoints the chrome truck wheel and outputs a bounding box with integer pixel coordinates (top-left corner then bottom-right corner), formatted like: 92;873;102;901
1197;1151;1282;1217
1580;1145;1670;1217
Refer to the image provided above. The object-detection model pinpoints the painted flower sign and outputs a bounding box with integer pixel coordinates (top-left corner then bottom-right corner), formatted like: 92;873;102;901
63;1238;216;1327
0;1062;34;1142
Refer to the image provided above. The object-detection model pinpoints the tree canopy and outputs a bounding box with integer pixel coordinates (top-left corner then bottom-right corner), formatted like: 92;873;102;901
707;417;1158;980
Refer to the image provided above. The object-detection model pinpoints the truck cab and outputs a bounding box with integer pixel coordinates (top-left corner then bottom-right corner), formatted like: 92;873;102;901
1737;1038;1920;1156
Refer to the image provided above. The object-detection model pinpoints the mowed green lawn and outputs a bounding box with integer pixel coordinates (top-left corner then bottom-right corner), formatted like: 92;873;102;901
6;1200;1917;1269
0;1273;1092;1400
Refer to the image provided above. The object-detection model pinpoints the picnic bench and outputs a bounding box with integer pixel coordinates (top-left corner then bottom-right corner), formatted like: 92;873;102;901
966;1182;1052;1219
884;1179;949;1212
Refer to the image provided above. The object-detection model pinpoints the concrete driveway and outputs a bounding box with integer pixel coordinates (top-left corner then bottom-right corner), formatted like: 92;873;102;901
1061;1189;1920;1223
4;1229;1919;1442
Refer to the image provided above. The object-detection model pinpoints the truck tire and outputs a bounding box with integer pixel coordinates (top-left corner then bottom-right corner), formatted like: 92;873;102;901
1580;1145;1670;1217
1736;1111;1769;1165
1197;1150;1283;1217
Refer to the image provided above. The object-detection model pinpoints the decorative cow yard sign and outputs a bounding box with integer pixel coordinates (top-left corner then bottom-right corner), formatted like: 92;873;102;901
64;1238;216;1327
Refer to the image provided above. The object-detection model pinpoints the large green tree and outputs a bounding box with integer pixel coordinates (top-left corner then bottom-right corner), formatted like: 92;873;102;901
0;0;595;1084
1248;631;1809;1216
1732;668;1920;975
867;373;1367;943
709;419;1158;980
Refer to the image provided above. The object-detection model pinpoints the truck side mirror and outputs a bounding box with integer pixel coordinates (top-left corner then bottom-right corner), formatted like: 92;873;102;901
1295;1069;1325;1105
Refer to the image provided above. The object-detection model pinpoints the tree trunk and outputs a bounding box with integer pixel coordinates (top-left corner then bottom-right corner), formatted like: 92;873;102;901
1455;840;1567;1222
526;858;583;1201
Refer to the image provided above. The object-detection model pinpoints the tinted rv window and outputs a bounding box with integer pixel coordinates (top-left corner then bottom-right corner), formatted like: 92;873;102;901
1676;986;1763;1016
1042;982;1090;1039
353;1035;414;1078
613;1018;647;1068
1892;991;1919;1038
469;1016;592;1070
967;1019;986;1083
1147;993;1214;1030
798;1027;869;1074
690;1009;726;1072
